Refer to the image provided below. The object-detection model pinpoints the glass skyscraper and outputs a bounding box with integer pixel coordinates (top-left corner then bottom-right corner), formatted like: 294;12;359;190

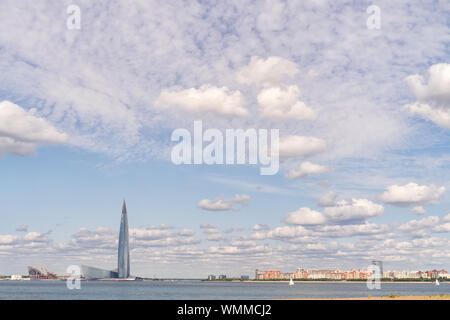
118;199;130;278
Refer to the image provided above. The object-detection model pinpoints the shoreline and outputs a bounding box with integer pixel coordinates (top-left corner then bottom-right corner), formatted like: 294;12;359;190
2;279;448;284
243;280;449;284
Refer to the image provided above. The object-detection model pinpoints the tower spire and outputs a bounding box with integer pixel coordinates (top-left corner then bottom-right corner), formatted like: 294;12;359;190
118;198;130;278
122;199;127;214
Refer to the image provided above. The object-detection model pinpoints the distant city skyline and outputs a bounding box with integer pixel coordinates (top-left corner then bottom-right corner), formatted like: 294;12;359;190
0;1;449;278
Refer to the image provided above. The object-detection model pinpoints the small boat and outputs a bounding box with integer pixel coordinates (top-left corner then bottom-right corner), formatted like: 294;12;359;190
435;279;440;286
289;278;294;286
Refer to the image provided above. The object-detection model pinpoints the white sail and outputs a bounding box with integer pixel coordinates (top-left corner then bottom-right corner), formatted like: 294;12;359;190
435;279;440;286
289;278;294;286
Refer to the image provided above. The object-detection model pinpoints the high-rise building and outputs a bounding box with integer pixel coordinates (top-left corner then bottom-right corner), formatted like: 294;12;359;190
81;200;132;279
118;199;130;278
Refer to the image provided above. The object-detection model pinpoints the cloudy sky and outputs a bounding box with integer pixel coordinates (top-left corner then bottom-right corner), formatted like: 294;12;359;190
0;0;449;278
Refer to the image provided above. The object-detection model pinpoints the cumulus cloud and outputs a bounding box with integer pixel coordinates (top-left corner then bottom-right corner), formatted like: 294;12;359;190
433;223;450;233
318;191;338;207
252;224;270;231
396;214;449;235
267;225;309;239
443;213;450;222
323;199;384;223
285;161;329;179
0;101;67;156
283;207;327;225
236;56;298;87
257;85;317;121
278;135;327;158
281;198;383;227
0;231;51;250
197;194;250;211
379;183;446;207
154;85;248;117
130;228;174;240
411;206;426;215
398;216;440;232
405;63;450;129
0;234;20;245
405;102;450;129
314;223;390;238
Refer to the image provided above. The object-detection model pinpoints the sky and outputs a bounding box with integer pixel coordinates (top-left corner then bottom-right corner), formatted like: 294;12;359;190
0;0;449;278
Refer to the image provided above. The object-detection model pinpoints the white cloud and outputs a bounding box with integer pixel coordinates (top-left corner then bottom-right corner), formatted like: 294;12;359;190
379;183;446;207
411;206;426;215
432;223;450;233
267;225;309;239
236;56;298;87
130;228;173;240
279;135;327;158
396;214;449;234
257;86;317;121
405;63;450;129
197;194;250;211
23;231;50;242
0;101;67;156
317;191;337;207
406;63;450;106
443;213;450;222
323;199;384;223
405;102;450;129
283;207;327;225
398;216;440;232
285;161;329;179
315;223;389;238
155;85;248;117
252;224;270;231
0;234;20;245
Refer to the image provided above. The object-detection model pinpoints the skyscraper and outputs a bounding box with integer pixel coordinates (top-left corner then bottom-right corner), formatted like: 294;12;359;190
118;199;130;278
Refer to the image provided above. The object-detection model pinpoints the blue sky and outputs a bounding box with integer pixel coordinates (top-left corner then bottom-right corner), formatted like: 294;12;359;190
0;0;449;278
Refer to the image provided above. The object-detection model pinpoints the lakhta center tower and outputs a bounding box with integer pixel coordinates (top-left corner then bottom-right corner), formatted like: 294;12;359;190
118;199;130;278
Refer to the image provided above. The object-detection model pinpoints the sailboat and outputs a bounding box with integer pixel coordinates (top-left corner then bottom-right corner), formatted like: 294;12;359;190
289;278;294;286
435;279;440;286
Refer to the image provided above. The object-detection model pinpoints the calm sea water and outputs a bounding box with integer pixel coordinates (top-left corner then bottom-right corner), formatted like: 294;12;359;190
1;280;448;300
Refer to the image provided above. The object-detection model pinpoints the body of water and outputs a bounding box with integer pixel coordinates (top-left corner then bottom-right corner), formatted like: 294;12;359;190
0;280;448;300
